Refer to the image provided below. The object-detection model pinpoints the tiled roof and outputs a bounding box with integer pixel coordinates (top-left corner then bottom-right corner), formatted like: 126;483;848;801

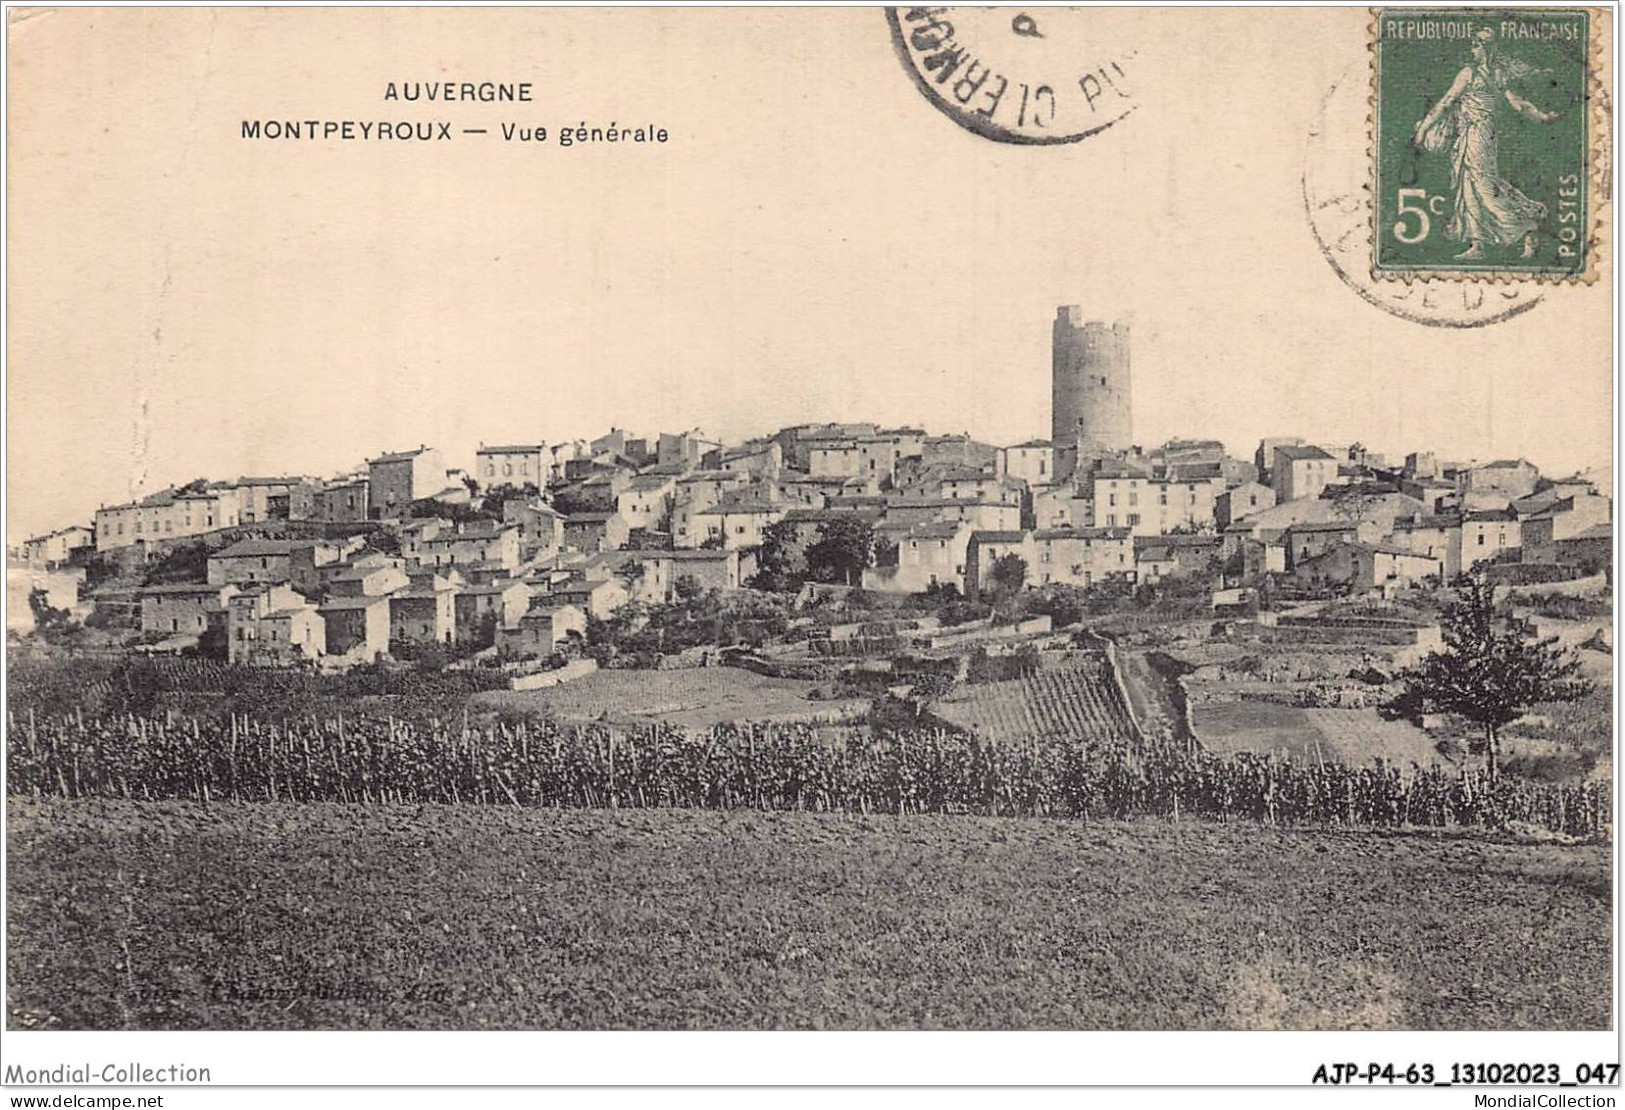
1275;445;1335;462
1036;527;1130;541
213;539;319;558
906;523;966;540
369;448;433;464
1285;520;1358;533
319;595;389;611
137;582;229;596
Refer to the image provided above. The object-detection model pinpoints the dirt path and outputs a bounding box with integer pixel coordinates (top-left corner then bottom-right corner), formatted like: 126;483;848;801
1112;649;1191;750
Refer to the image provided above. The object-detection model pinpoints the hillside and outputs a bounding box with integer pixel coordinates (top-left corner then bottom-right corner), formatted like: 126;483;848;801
8;800;1609;1031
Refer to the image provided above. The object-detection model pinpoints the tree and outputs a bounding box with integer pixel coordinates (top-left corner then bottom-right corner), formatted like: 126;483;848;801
750;519;801;591
1020;583;1089;629
1396;576;1592;783
550;486;605;517
195;622;229;660
805;516;876;586
989;553;1028;600
479;482;539;517
906;671;957;719
615;558;648;596
142;541;211;585
364;529;401;556
27;587;70;632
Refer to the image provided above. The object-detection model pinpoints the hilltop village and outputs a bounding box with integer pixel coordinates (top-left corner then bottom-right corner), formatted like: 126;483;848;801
10;306;1612;689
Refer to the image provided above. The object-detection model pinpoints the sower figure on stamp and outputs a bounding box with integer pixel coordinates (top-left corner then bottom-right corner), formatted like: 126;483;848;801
1412;28;1560;261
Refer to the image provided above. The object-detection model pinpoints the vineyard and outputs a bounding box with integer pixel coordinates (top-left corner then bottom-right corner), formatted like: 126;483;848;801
5;653;510;723
473;665;869;728
932;654;1139;747
5;709;1609;837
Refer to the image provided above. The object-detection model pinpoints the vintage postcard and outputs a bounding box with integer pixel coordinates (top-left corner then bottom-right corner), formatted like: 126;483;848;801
2;4;1617;1097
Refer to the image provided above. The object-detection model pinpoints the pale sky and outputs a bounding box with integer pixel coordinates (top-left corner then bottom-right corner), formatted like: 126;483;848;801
7;7;1613;539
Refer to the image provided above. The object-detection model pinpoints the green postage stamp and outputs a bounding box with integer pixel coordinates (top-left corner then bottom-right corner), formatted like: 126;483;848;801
1372;8;1598;281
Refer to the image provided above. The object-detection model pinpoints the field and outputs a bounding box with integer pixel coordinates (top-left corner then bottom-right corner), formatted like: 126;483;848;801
472;666;867;728
931;655;1136;747
7;798;1609;1030
1194;701;1443;768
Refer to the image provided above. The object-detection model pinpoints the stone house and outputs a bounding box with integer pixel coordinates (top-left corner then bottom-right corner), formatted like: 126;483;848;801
318;595;392;662
388;575;458;647
1270;444;1337;502
138;582;239;637
499;603;587;658
474;443;547;491
455;580;532;645
367;446;446;519
207;538;348;593
563;512;631;553
314;480;370;523
227;584;325;665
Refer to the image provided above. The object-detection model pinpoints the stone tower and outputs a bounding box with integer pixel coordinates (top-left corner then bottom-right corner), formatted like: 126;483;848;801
1051;307;1131;477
